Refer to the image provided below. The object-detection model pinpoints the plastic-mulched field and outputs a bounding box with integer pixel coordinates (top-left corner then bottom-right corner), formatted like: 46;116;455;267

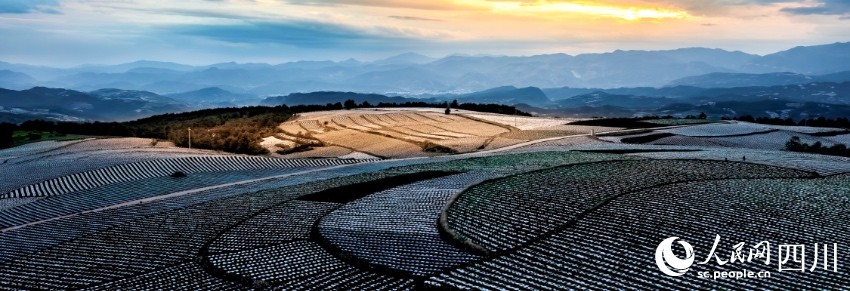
0;151;603;289
430;174;850;290
444;160;815;253
648;130;841;151
0;138;227;195
2;150;848;290
0;139;92;159
659;122;774;137
659;122;844;137
631;148;850;176
2;156;364;199
318;171;495;277
0;157;448;290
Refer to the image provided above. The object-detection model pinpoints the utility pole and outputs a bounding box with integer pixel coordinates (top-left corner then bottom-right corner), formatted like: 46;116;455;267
188;127;192;149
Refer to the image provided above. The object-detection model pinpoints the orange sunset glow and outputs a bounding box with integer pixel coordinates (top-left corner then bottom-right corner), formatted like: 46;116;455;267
489;1;692;20
0;0;847;65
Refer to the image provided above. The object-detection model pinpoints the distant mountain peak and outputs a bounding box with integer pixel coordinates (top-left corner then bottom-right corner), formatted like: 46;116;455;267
375;52;437;65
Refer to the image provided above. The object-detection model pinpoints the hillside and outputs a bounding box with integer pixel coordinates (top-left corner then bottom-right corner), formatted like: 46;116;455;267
167;87;259;107
268;108;613;158
665;71;850;88
0;87;192;121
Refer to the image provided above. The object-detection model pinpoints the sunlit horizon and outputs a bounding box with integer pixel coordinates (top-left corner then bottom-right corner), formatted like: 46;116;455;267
0;0;847;66
490;1;691;20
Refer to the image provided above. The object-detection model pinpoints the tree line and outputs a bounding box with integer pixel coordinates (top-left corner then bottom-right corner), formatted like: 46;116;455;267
0;101;531;153
724;116;850;128
785;136;850;158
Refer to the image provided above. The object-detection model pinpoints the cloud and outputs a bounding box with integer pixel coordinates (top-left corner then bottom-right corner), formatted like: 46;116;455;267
169;20;395;48
644;0;849;17
282;0;482;11
388;15;440;21
780;1;850;16
0;0;60;14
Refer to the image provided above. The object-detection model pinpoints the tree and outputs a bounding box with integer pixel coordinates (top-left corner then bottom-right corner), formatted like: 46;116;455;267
361;101;371;108
451;99;459;108
785;136;803;151
698;112;707;119
0;122;16;147
343;99;357;110
445;102;451;115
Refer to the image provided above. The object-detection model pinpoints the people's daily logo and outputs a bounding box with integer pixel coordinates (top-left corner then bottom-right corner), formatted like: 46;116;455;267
655;237;695;277
655;235;838;280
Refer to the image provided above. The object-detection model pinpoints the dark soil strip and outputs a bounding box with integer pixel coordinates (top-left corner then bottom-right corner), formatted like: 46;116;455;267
620;132;676;144
568;118;669;129
810;130;850;137
575;149;702;154
297;171;460;203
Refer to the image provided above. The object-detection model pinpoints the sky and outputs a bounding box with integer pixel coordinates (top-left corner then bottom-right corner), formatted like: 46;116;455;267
0;0;848;66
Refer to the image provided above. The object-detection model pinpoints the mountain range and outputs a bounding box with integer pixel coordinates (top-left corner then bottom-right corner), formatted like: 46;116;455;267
2;41;850;122
2;42;850;95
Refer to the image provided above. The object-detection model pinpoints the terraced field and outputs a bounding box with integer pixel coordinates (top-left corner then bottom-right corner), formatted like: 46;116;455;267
272;108;613;158
1;111;848;290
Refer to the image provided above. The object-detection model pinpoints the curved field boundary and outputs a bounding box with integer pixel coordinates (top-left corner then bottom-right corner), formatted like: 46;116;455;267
438;159;819;255
0;162;375;233
427;175;850;290
2;156;368;199
316;171;489;277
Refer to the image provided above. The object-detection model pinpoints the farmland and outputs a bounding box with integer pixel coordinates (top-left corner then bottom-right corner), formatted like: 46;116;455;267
272;108;619;158
0;109;848;290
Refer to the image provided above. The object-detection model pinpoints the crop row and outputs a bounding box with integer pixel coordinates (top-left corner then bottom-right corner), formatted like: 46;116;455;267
0;192;265;290
498;130;586;141
0;149;222;195
0;198;38;211
647;130;840;151
82;263;245;291
515;136;611;152
5;137;191;168
0;161;411;289
208;241;415;290
826;133;850;145
413;151;637;174
319;171;496;276
429;176;850;290
660;122;777;137
0;168;312;228
0;151;642;289
207;200;340;253
446;160;815;253
3;156;364;198
639;118;714;126
0;155;469;288
0;158;434;266
633;148;850;175
460;114;570;130
0;139;91;159
340;113;486;144
0;167;347;264
332;115;375;131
